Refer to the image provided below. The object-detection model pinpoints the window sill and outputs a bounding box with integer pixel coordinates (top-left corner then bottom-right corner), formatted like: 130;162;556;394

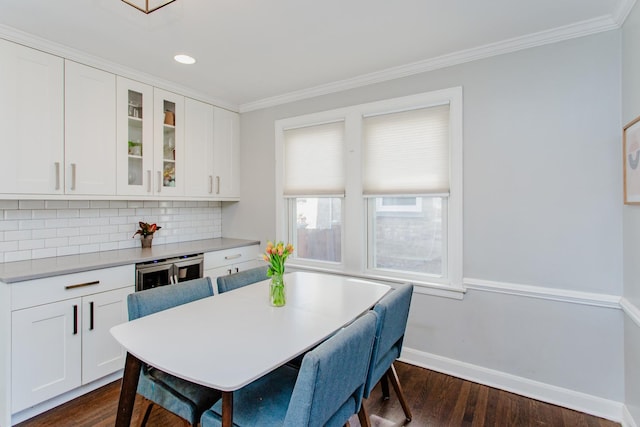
287;262;465;300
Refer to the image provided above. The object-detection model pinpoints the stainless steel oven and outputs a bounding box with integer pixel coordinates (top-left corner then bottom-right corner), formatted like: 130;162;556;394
135;253;204;292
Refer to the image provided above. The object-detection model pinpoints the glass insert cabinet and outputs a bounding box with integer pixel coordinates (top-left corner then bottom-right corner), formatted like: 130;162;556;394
117;78;184;196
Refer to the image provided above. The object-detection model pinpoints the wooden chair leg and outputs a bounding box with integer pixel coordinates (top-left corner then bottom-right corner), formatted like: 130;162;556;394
139;398;154;427
380;372;390;400
386;363;412;422
357;402;372;427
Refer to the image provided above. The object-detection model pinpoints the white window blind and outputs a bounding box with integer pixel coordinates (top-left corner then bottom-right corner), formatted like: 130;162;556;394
363;104;450;195
283;121;345;196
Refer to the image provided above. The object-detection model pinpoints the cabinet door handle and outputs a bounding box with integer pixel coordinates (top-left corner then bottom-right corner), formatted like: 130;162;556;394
65;280;100;290
209;175;213;194
216;176;220;194
89;301;94;331
73;304;78;335
55;162;60;190
157;171;162;193
224;253;242;260
147;170;152;193
227;268;232;275
70;163;77;191
235;267;239;273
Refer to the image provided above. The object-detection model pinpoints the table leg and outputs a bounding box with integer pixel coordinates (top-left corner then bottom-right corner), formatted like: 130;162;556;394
222;391;233;427
115;352;142;427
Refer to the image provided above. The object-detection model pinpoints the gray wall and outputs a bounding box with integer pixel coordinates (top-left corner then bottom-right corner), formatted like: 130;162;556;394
225;30;624;414
623;3;640;423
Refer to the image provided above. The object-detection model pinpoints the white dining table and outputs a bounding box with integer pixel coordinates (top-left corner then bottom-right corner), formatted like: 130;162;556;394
110;271;391;427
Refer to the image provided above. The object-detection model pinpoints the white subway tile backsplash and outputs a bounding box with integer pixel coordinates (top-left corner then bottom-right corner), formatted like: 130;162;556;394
68;201;90;209
19;201;45;210
45;200;69;209
5;250;31;262
0;200;222;262
90;201;110;208
5;210;31;220
0;201;18;209
109;201;128;208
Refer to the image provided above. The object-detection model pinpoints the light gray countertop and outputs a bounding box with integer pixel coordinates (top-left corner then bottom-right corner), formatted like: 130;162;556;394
0;238;260;283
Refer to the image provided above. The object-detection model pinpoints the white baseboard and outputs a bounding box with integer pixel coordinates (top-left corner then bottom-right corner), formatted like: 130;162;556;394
623;404;639;427
11;371;123;425
400;347;624;423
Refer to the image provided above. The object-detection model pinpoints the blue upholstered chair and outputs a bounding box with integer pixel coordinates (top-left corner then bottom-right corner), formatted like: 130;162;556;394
200;311;378;427
216;265;268;294
359;283;414;423
127;277;221;427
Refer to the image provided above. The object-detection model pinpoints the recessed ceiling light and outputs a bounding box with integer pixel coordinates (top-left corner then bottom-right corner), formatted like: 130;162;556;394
174;54;196;65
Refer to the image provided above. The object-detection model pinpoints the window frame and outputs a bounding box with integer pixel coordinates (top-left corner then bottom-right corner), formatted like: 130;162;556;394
275;87;463;298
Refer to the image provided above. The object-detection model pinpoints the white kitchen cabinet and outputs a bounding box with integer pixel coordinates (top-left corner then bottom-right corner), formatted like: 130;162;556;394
10;266;133;413
0;39;64;194
185;98;215;197
81;286;132;383
212;107;240;199
65;60;117;195
116;77;155;196
11;298;81;413
154;88;184;197
204;245;262;292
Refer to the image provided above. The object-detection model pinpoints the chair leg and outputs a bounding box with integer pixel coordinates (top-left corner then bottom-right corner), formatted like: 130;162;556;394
386;363;412;422
357;402;372;427
380;372;390;400
139;398;154;427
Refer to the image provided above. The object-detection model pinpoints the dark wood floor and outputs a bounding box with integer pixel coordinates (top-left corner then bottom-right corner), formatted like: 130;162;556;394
17;362;619;427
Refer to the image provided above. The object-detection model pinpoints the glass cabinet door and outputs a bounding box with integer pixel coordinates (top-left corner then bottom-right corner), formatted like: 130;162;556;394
154;88;184;196
117;77;153;196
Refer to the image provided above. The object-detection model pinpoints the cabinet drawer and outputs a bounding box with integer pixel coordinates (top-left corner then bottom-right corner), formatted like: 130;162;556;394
204;245;260;269
11;265;134;311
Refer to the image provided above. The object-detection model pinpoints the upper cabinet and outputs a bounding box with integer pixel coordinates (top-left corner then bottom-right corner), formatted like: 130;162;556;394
0;38;240;200
185;98;215;197
213;107;240;199
154;88;185;197
0;39;64;194
64;60;116;195
116;77;154;196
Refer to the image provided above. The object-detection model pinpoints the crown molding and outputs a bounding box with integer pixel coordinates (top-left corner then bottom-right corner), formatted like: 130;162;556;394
239;13;624;113
0;23;239;112
614;0;637;26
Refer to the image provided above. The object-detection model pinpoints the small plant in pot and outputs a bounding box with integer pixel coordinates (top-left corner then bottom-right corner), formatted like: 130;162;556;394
132;222;161;248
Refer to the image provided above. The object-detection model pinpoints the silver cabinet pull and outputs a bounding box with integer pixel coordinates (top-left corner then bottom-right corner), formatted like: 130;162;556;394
147;170;152;193
70;163;77;191
157;171;162;193
209;175;213;194
65;280;100;290
54;162;60;190
224;253;242;260
216;176;220;194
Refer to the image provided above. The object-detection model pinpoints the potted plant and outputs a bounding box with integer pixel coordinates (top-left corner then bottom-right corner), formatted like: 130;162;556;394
132;222;161;248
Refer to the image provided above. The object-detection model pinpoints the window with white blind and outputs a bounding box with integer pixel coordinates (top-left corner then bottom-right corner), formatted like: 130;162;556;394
275;87;463;295
281;121;345;263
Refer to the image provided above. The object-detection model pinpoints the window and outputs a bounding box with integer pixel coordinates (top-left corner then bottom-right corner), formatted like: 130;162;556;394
281;121;344;264
275;88;463;294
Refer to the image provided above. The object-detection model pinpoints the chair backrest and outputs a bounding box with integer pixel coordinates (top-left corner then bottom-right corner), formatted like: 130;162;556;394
283;311;378;427
216;266;268;294
127;277;215;320
363;283;413;397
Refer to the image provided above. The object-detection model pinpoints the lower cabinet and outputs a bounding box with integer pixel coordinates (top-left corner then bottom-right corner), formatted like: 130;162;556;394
204;245;262;292
10;266;133;414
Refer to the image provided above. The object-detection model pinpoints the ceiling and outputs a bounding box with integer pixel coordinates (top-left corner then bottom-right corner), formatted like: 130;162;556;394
0;0;634;112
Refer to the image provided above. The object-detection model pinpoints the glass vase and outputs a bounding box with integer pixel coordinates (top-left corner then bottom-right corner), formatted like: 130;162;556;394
270;273;286;307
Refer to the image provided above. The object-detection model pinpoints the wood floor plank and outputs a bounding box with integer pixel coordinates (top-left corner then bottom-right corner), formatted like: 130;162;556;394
16;362;620;427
